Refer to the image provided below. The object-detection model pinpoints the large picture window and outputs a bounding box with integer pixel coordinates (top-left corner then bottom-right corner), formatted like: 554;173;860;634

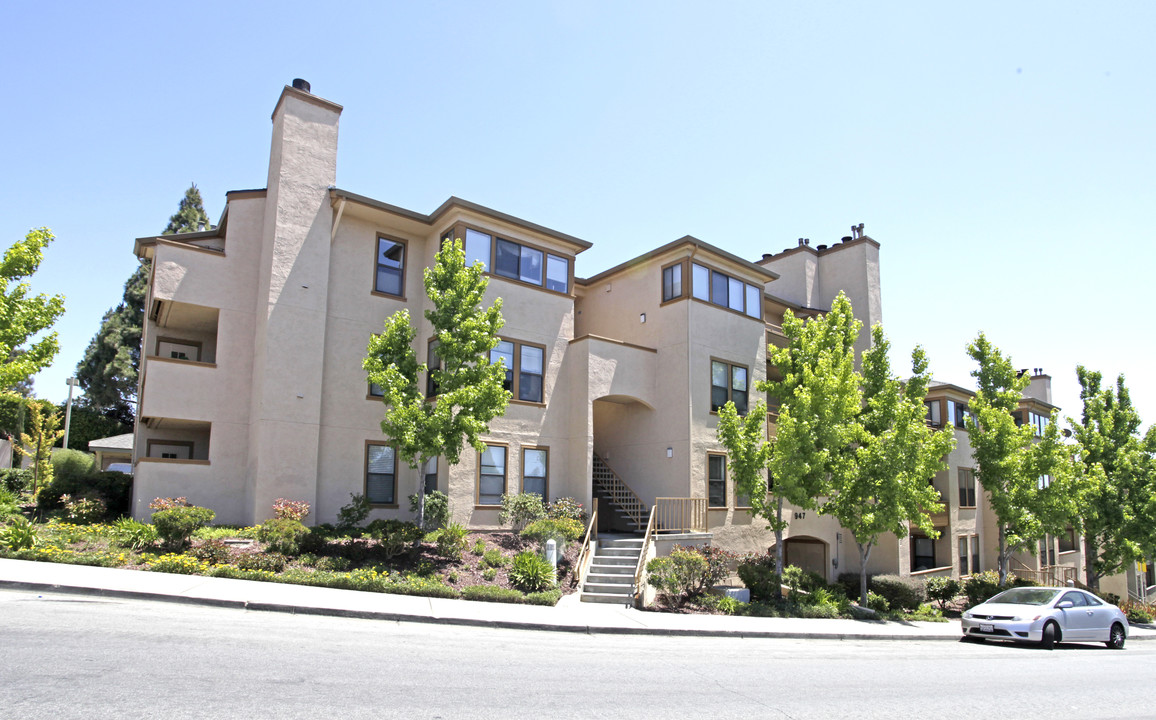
690;262;761;319
708;454;727;508
374;236;406;297
478;444;507;506
711;360;748;414
366;444;397;505
522;447;548;498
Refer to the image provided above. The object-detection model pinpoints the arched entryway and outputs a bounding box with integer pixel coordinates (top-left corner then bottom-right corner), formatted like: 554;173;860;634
784;536;829;578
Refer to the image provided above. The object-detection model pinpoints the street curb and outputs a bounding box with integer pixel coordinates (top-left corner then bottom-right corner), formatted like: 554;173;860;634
6;578;1152;643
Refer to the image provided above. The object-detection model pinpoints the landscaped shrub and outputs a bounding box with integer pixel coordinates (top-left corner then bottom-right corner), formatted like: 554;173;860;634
964;570;1003;606
925;576;962;610
1123;602;1154;624
509;550;556;592
189;539;232;565
1103;592;1122;607
524;589;562;606
315;555;352;573
482;548;506;568
152;504;215;550
336;493;371;532
546;497;587;524
647;546;710;606
0;468;33;495
272;498;310;522
837;572;868;600
0;516;38;550
737;549;779;602
0;486;20;521
865;590;889;613
498;492;546;531
520;518;584;554
236;552;287;573
257;518;309;555
436;522;469;561
51;449;97;482
37;465;131;517
870;574;925;612
1009;574;1039;587
462;585;525;603
146;553;210;575
698;545;736;588
111;517;157;551
409;490;450;530
365;519;422;559
472;539;486;555
482;567;498;581
61;494;106;524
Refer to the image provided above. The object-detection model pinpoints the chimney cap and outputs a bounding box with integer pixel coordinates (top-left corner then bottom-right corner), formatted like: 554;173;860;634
292;78;311;93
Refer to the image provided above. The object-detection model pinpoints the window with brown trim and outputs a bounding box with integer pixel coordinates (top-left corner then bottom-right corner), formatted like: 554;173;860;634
708;453;727;508
478;443;507;505
423;456;438;495
456;227;570;295
366;443;397;506
711;360;748;414
426;339;441;398
490;338;546;403
662;262;683;302
522;447;548;498
368;382;384;398
689;262;761;319
958;467;976;508
374;236;406;297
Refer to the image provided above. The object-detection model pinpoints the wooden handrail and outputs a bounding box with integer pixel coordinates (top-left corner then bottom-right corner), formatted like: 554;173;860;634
654;497;707;533
633;506;658;603
572;498;599;588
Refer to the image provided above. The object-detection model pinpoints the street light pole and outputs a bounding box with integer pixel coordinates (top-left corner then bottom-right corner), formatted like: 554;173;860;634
63;377;79;450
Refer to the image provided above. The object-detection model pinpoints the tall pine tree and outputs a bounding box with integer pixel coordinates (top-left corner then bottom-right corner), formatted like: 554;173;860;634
76;184;212;425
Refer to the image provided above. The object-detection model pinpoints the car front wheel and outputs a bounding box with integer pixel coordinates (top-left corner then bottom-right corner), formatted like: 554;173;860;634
1106;623;1126;650
1041;621;1058;650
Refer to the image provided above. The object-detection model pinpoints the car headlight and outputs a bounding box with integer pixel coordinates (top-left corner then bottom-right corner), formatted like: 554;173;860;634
963;612;973;619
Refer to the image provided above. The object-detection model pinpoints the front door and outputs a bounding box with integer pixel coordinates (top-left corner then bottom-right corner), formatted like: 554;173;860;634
784;538;827;578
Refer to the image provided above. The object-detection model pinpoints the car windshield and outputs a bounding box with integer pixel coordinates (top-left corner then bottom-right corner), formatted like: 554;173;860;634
987;588;1062;606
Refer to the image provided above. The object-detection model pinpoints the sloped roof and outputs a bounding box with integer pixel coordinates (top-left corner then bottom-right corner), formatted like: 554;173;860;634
87;433;134;452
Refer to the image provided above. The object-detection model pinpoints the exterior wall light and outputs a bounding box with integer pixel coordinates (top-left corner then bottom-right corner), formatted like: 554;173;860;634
666;447;673;458
640;313;646;323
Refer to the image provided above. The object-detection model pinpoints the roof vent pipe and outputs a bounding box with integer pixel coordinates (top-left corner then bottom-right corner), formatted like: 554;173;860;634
841;236;853;243
292;78;311;93
817;244;828;250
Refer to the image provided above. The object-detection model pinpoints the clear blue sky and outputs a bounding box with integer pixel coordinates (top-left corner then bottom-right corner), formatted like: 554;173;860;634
2;1;1154;428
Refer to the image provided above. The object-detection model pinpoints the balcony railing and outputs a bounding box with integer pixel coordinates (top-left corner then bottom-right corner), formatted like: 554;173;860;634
654;497;707;533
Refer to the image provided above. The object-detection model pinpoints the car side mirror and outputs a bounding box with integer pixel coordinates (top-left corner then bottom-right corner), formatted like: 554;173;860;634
1056;601;1074;609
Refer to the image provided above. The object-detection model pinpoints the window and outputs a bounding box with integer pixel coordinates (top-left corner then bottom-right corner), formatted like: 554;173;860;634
1059;591;1086;607
662;262;683;302
1028;411;1050;437
1039;535;1056;566
423;457;438;495
368;382;384;398
708;454;727;508
464;228;491;272
374;236;405;297
959;536;970;576
711;360;748;414
546;255;569;293
970;535;980;574
426;340;441;397
1058;527;1077;553
147;441;192;460
487;236;569;294
478;444;507;505
925;400;941;427
946;399;972;429
366;444;397;505
958;535;981;575
490;339;546;404
690;262;761;319
913;536;935;571
522;447;548;498
156;338;201;362
958;468;976;508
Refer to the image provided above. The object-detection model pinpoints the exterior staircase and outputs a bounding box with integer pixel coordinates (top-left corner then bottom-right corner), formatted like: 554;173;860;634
581;536;644;605
592;453;647;532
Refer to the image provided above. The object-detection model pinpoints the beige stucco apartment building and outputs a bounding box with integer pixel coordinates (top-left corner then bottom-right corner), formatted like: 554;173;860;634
131;81;1079;588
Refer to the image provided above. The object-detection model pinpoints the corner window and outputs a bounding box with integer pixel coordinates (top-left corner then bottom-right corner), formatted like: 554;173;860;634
708;454;727;508
374;236;406;297
690;262;761;319
366;444;397;505
478;444;507;506
925;400;941;427
947;399;972;429
522;447;548;498
426;339;441;398
1029;411;1049;437
546;254;569;293
490;338;546;404
958;468;976;508
711;360;748;415
464;228;492;272
423;456;438;495
662;262;683;302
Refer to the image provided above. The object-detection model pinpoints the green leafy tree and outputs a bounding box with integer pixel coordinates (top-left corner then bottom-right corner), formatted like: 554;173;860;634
965;333;1079;585
364;238;509;529
756;291;863;576
76;184;212;423
1068;368;1156;589
821;326;955;605
14;401;63;500
0;228;66;392
716;396;772;545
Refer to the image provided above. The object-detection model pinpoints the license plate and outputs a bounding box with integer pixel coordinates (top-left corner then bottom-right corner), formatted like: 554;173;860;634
980;623;994;633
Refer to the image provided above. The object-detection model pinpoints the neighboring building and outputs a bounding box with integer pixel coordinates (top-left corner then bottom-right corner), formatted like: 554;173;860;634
134;81;1082;591
88;433;134;473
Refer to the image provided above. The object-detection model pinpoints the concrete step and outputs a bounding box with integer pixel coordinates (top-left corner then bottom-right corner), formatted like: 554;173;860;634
589;561;635;573
583;581;633;594
590;556;636;567
596;547;641;558
585;572;633;584
580;591;634;605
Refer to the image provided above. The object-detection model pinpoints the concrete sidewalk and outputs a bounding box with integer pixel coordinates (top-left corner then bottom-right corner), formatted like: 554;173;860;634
3;558;1153;642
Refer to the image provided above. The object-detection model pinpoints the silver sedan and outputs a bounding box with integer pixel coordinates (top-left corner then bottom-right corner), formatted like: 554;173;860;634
961;586;1129;649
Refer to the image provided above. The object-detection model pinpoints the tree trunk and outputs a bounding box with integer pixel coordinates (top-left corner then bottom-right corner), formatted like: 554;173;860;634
774;495;785;577
997;525;1009;586
1083;532;1100;591
858;541;874;607
414;457;428;531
